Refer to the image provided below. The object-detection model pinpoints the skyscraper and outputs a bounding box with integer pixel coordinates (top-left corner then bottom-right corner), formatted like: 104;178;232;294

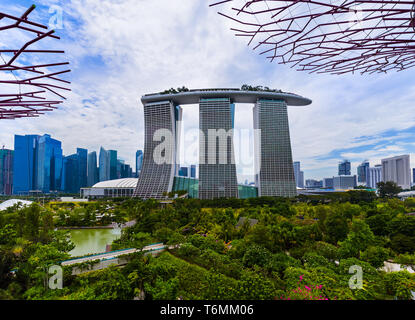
109;150;117;180
0;148;13;195
36;134;63;193
293;161;304;188
99;147;110;182
299;171;304;189
133;88;310;199
118;160;132;178
136;150;143;178
62;154;80;194
381;155;411;190
254;99;296;197
199;98;238;199
87;151;98;187
77;148;88;188
338;160;351;176
61;148;88;194
357;160;370;185
133;101;182;199
13;134;39;194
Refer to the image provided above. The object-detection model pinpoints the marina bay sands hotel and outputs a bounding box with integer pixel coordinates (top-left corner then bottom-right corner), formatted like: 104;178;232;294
133;88;311;200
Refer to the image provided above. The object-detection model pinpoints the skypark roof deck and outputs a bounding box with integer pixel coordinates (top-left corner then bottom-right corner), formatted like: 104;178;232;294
141;88;311;106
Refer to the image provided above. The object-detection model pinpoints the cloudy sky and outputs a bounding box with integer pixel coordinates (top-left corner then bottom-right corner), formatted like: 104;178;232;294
2;0;415;183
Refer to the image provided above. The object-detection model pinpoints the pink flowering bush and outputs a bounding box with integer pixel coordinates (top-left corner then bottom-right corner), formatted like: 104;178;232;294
276;275;335;300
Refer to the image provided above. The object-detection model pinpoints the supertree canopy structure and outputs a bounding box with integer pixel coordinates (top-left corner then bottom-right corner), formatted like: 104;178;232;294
210;0;415;74
0;4;70;119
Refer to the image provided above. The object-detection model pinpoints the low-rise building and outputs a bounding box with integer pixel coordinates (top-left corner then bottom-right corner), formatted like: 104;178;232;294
333;175;356;190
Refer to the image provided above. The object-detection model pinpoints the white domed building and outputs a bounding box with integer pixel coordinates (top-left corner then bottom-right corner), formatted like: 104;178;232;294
81;178;138;199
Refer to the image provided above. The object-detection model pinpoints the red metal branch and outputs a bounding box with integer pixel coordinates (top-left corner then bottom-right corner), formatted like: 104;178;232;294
0;5;70;119
211;0;415;74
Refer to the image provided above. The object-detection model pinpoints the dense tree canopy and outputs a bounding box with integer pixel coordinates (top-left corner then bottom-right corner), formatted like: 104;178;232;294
1;193;415;300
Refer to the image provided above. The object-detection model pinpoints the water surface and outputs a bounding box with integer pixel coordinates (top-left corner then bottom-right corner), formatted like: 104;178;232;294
69;228;121;257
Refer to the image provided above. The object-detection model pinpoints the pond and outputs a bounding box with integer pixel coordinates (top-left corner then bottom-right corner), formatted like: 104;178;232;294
68;228;121;257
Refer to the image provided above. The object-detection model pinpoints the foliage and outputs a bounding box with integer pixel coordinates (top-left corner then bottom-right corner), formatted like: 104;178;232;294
338;219;375;258
383;271;415;300
2;194;415;300
377;181;403;198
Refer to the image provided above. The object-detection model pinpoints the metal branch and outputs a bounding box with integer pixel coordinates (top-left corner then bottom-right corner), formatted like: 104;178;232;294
0;5;70;119
211;0;415;74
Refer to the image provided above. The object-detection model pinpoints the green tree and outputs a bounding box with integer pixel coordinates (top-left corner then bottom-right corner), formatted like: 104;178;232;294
242;244;272;268
360;246;390;268
384;271;415;300
338;219;375;258
377;181;402;198
144;276;179;300
324;212;349;244
236;269;276;299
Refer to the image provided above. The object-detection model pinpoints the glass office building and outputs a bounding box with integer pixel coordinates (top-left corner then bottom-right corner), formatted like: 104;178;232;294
338;160;351;176
36;134;63;193
13;134;63;194
0;149;13;195
62;154;80;194
357;161;369;185
13;135;39;194
77;148;88;188
61;148;89;194
99;147;110;182
136;150;143;178
87;151;99;187
109;150;118;180
293;161;304;188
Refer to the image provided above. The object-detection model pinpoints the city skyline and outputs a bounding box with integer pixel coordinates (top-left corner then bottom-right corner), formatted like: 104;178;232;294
2;0;415;183
3;131;414;185
9;133;136;195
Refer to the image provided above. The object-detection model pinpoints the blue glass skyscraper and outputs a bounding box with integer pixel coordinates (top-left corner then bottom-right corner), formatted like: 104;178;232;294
62;154;80;194
338;160;351;176
99;147;110;181
77;148;88;188
61;148;88;193
136;150;143;178
109;150;117;180
357;160;370;185
36;134;63;193
87;151;99;187
13;134;39;194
